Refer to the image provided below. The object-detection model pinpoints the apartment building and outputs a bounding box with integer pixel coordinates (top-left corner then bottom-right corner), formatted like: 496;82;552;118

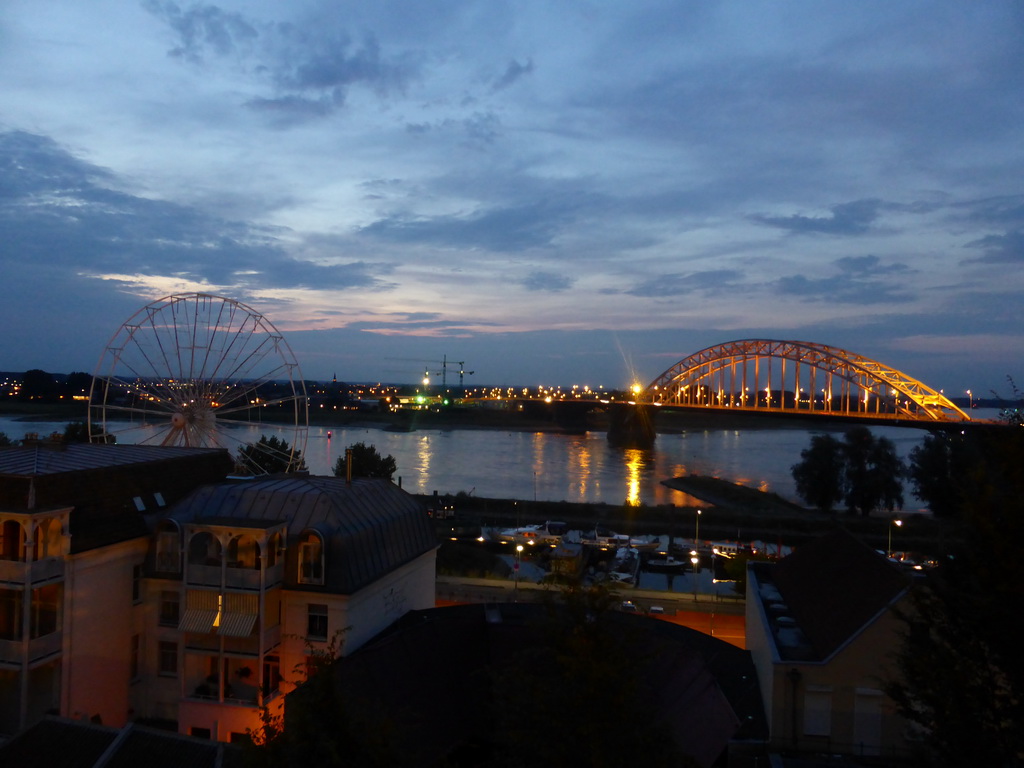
0;442;437;744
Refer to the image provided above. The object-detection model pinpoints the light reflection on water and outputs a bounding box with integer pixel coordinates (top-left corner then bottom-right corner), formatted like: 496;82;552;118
3;414;982;509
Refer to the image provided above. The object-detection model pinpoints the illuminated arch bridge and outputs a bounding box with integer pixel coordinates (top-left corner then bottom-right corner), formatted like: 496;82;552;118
637;339;969;422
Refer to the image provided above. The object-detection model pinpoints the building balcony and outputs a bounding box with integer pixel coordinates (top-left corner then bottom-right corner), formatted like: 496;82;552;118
185;563;221;587
0;557;64;584
184;561;284;590
0;631;62;666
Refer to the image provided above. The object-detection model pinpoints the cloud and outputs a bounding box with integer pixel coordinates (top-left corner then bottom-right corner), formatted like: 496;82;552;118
963;230;1024;264
143;0;258;62
519;270;573;292
775;254;914;303
0;129;390;293
753;199;884;235
623;269;744;298
144;2;420;119
357;200;578;252
492;58;534;92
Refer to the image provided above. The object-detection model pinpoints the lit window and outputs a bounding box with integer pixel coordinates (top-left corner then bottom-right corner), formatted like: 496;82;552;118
298;533;324;585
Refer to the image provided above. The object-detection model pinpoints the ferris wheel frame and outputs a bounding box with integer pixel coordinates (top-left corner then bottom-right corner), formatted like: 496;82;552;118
88;293;309;473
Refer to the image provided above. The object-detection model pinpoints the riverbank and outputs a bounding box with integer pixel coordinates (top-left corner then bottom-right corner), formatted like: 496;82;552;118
420;476;956;559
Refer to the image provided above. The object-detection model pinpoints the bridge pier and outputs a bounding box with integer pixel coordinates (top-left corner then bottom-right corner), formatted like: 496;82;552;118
607;403;657;448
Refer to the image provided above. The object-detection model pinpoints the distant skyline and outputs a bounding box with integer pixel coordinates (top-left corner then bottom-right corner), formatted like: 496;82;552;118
1;2;1022;394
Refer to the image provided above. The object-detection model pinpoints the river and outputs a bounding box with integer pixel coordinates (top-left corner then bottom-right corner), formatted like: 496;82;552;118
3;412;991;511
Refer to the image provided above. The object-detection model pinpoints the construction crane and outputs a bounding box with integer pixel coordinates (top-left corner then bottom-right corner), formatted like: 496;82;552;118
432;355;474;388
388;356;474;388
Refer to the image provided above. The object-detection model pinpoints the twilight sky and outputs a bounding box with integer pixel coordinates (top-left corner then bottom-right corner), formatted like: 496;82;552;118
2;1;1022;394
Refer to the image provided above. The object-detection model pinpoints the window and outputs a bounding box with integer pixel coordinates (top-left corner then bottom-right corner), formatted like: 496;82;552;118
30;584;61;638
190;727;211;739
156;527;179;573
803;687;833;737
159;590;181;626
298;532;324;585
130;634;140;681
132;564;142;603
0;588;22;640
262;655;281;695
307;604;328;639
158;641;178;677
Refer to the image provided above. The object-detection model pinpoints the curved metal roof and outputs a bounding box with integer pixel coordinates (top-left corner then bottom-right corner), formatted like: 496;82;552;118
168;475;436;594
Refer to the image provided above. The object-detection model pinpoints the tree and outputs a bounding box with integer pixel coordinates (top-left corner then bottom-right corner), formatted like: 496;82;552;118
20;369;56;401
242;632;398;768
333;442;397;481
62;421;98;443
885;426;1024;767
907;432;968;518
790;427;905;515
791;434;845;511
0;432;14;447
488;584;696;768
236;435;306;475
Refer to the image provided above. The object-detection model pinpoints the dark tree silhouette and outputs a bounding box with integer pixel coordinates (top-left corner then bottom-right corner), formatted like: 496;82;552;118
333;442;397;481
242;633;397;768
791;434;845;511
791;427;905;515
885;426;1024;767
236;435;306;475
62;421;99;443
20;369;57;401
907;432;968;518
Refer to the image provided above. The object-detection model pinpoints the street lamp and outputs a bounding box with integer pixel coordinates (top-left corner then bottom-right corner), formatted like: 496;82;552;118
690;551;700;600
887;519;903;560
694;509;702;551
967;390;973;409
514;544;523;600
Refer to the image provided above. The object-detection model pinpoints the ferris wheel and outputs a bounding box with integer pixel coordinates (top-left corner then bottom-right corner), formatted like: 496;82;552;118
89;293;308;473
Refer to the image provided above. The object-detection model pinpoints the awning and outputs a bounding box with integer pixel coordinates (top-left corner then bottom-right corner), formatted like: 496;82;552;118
179;589;220;634
217;592;259;637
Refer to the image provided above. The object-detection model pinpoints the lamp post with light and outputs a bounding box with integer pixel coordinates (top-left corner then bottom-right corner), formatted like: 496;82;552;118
690;551;700;600
887;519;903;560
694;508;702;551
514;544;523;600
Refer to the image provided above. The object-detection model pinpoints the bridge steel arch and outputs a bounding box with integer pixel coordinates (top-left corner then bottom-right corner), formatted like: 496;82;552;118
640;339;970;422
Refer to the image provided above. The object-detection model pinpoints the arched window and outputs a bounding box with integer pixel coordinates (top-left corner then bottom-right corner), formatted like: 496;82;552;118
32;518;62;560
156;520;181;573
227;535;260;570
267;532;284;568
188;532;222;567
297;531;324;585
1;520;26;562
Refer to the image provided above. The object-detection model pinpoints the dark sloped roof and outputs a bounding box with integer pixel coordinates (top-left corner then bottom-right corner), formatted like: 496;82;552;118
168;475;437;593
0;443;227;477
0;717;239;768
771;528;909;660
306;602;767;768
0;444;233;553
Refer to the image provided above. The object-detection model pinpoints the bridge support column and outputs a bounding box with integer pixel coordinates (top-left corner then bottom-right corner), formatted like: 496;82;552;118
607;404;657;448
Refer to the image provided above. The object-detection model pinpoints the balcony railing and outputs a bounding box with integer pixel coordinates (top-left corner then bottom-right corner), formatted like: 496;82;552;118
0;557;64;584
0;632;63;665
185;564;222;587
28;631;62;663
